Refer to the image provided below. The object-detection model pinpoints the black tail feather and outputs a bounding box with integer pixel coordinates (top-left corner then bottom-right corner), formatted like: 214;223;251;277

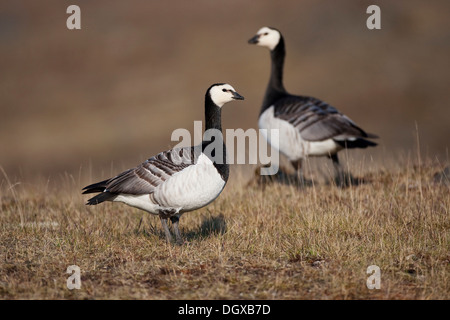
335;138;378;149
86;192;116;205
365;132;379;139
82;179;110;194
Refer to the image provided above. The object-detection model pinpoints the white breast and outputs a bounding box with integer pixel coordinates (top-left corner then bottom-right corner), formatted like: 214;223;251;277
259;106;341;160
153;153;226;212
112;154;225;215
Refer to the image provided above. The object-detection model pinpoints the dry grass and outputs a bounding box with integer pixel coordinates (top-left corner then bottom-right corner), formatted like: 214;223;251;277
0;157;448;300
1;1;448;300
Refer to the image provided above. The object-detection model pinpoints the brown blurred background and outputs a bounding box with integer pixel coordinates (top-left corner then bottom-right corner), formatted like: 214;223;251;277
1;0;449;182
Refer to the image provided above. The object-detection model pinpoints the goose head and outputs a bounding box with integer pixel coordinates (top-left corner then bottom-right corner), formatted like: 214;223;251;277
248;27;281;51
208;83;244;108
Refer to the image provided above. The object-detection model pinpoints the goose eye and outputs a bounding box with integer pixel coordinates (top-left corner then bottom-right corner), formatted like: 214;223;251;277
263;32;269;36
222;89;227;92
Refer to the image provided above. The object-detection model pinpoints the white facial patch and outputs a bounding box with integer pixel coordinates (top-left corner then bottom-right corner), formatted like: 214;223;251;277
209;84;237;107
255;27;281;51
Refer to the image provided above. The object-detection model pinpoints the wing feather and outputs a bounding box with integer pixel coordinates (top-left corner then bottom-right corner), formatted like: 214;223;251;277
273;95;373;141
104;146;200;195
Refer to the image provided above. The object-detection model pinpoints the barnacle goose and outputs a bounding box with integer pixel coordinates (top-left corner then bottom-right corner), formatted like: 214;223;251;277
82;83;244;244
248;27;378;184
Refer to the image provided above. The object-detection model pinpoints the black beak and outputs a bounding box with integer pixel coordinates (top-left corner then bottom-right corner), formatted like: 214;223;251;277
248;35;259;45
232;91;244;100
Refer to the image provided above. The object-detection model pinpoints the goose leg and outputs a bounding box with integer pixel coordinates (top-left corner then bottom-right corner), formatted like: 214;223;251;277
160;216;173;243
170;216;183;245
290;159;311;186
329;153;349;186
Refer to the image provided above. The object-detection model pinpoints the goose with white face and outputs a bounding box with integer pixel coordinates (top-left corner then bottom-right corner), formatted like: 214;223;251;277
83;83;245;244
209;83;245;107
248;27;281;51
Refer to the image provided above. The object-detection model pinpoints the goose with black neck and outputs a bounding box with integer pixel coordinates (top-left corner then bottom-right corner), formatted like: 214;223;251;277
249;27;378;185
82;83;244;244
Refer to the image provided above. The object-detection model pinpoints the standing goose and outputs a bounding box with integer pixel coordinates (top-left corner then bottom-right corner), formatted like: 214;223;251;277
82;83;244;244
248;27;377;184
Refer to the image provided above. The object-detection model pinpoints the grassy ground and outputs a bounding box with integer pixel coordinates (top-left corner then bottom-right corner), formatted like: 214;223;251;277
0;158;448;299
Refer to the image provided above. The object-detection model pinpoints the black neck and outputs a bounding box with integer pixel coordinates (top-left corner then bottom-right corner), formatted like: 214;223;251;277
203;93;229;181
204;94;222;132
261;36;287;113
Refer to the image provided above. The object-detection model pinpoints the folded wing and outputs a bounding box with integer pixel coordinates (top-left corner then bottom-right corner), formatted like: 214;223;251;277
273;95;377;142
82;146;200;199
